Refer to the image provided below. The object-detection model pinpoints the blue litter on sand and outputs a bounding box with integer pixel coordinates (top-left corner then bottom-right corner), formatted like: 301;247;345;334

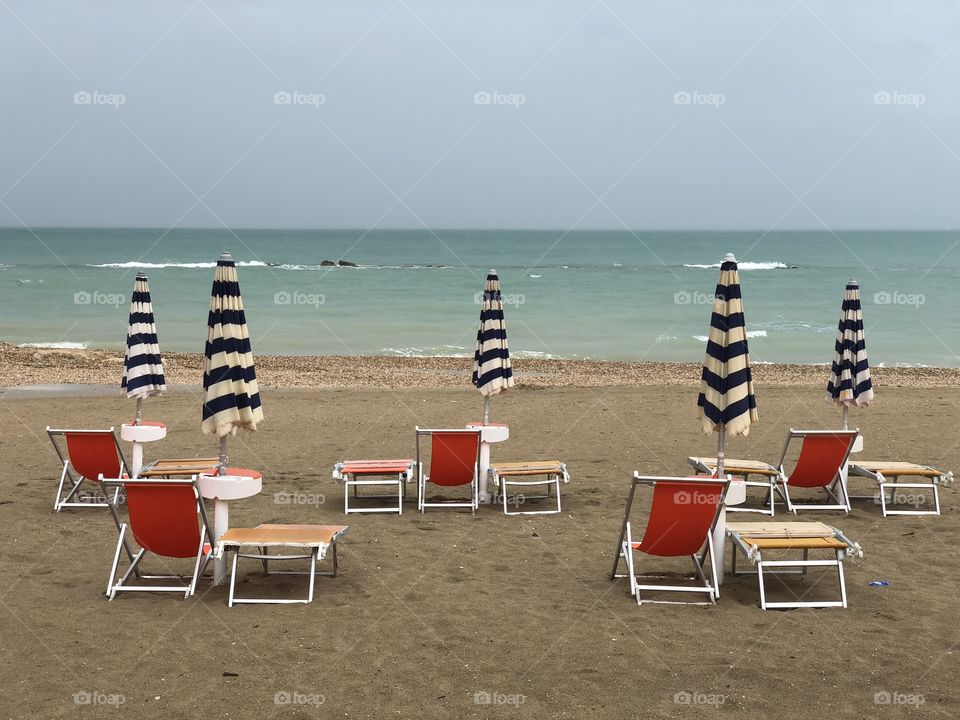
868;580;890;587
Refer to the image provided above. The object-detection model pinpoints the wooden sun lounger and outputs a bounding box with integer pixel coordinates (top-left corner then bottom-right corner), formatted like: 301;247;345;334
138;458;220;478
847;461;952;517
490;461;569;515
332;459;415;514
218;524;349;607
726;521;862;610
688;456;780;516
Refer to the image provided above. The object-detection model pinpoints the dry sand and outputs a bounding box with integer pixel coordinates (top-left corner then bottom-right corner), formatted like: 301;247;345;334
1;353;958;718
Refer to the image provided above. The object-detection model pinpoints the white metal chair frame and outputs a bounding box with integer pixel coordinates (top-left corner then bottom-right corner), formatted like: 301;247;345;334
415;427;481;513
611;473;730;606
491;463;570;516
47;427;129;511
727;526;862;610
100;476;214;600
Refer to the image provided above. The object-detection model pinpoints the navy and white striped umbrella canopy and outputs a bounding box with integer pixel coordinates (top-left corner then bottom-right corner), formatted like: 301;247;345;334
201;252;263;437
121;272;166;400
697;253;759;436
826;279;874;408
472;269;515;399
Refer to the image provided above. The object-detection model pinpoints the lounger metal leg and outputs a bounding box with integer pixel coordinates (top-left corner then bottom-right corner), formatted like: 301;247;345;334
106;525;127;597
837;551;847;608
228;550;239;608
757;556;767;609
307;549;317;603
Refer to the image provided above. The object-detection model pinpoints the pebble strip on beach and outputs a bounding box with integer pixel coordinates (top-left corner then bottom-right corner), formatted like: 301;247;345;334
2;342;958;390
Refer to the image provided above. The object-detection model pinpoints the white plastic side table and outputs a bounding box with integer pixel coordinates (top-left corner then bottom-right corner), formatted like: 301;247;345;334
466;422;509;504
714;477;747;588
198;471;263;586
120;422;167;477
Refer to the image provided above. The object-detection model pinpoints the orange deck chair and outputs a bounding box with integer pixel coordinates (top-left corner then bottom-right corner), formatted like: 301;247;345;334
774;430;858;513
611;473;729;606
100;477;214;600
47;427;129;511
416;428;481;513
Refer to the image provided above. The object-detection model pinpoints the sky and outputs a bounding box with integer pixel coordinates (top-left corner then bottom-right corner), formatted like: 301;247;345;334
2;1;960;230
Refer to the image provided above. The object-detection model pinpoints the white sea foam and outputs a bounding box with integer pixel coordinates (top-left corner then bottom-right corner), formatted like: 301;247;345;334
692;330;768;342
529;274;542;278
684;261;788;271
18;341;88;350
382;345;471;358
89;260;270;269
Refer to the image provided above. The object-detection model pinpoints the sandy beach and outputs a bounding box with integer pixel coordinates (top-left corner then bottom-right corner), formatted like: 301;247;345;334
0;349;957;719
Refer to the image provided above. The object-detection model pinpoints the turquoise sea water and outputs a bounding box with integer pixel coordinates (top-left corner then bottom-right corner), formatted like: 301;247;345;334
1;228;957;366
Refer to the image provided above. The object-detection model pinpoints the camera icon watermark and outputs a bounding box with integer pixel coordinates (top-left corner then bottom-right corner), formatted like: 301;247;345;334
73;90;126;108
274;290;325;309
473;690;526;707
674;290;723;305
73;691;125;707
873;90;925;108
74;290;125;307
673;691;726;707
474;292;525;306
473;90;526;108
673;90;725;108
874;690;925;706
273;491;325;507
273;90;326;108
872;290;925;308
674;491;717;506
274;690;325;706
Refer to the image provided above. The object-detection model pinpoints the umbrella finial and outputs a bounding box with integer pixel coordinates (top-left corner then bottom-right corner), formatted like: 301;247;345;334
219;251;233;262
723;252;737;264
489;268;497;275
135;271;148;280
848;278;858;286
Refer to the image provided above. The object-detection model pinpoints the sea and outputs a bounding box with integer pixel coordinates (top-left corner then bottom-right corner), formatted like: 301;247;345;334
1;228;957;367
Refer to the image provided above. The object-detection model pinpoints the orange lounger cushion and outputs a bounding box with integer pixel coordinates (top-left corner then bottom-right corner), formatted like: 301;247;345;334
852;461;944;477
340;460;413;475
220;524;349;549
493;461;565;476
688;457;780;476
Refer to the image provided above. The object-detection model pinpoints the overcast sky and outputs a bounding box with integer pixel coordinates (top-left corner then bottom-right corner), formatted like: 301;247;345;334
3;1;960;230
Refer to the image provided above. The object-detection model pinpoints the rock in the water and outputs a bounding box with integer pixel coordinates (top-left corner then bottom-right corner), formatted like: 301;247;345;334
320;260;336;267
338;260;359;267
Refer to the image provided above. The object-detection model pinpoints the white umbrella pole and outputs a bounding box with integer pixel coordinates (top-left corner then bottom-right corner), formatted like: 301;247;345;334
842;405;849;431
716;424;726;477
135;397;143;425
219;436;228;475
483;396;490;425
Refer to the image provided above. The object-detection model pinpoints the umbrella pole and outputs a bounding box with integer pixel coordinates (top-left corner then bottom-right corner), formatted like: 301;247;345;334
135;397;143;425
483;396;490;425
842;405;849;431
219;436;228;475
716;424;726;477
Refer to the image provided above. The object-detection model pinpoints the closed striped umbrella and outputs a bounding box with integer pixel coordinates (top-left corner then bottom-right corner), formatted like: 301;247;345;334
826;279;873;429
472;269;515;423
121;272;166;423
202;252;263;472
697;253;759;476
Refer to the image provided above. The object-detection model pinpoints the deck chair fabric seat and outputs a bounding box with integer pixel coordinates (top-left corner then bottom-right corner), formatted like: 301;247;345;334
332;459;415;514
47;427;129;511
490;461;569;515
100;477;214;600
611;474;729;606
726;521;862;610
688;456;780;515
847;461;952;517
416;428;481;513
218;524;349;607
